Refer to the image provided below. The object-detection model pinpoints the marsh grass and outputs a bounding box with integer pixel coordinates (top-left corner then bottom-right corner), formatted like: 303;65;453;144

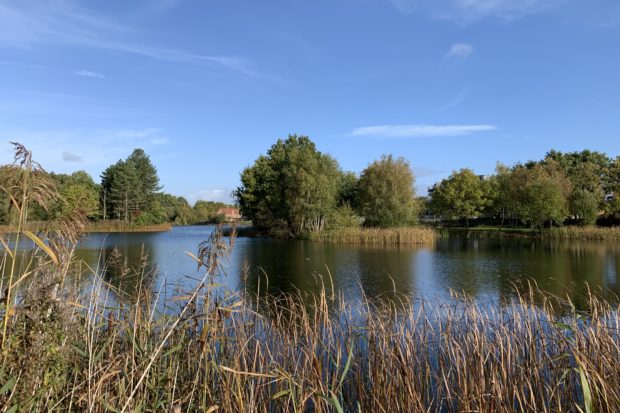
547;225;620;241
308;226;437;245
85;221;172;233
0;221;172;234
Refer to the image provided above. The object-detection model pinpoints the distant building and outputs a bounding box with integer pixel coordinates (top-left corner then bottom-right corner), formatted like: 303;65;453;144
216;207;242;222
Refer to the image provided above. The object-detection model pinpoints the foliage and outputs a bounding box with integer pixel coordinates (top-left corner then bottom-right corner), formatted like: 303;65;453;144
356;155;418;228
327;204;361;230
192;200;230;224
510;163;571;230
235;135;341;236
100;149;161;222
431;168;488;226
570;189;599;225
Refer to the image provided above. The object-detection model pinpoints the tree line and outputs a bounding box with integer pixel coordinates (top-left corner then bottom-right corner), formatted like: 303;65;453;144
429;150;620;230
234;135;420;236
0;148;235;226
235;136;620;236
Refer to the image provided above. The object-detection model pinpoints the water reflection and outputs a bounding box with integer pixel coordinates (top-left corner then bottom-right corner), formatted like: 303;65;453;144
5;227;620;310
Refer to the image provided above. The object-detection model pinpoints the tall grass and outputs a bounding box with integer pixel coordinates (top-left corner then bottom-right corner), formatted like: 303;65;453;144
0;220;172;234
85;220;172;233
309;226;437;245
2;233;620;412
547;225;620;241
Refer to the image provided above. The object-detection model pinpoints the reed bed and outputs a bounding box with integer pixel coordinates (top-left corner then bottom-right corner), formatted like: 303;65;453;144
85;220;172;233
309;226;437;245
0;221;172;234
2;227;620;411
547;225;620;241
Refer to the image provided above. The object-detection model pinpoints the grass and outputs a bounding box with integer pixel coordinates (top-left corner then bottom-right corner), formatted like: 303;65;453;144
546;225;620;241
308;226;437;245
85;220;172;233
0;220;172;234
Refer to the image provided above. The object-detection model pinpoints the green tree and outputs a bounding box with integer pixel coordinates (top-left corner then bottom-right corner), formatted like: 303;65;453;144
192;200;230;224
356;155;418;228
431;168;488;228
510;163;571;230
234;135;341;236
570;189;599;226
485;163;513;226
99;149;161;222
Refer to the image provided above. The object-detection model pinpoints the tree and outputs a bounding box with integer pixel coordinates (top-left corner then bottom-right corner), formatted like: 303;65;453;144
510;163;571;230
485;163;513;226
192;200;230;224
234;135;341;236
431;168;488;228
49;171;100;219
570;189;598;226
99;149;161;222
59;183;99;218
356;155;418;228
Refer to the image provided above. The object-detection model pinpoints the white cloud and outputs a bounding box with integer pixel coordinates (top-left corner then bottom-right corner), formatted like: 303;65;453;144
386;0;565;22
445;43;474;59
75;70;104;78
350;124;497;137
188;189;233;205
0;1;256;76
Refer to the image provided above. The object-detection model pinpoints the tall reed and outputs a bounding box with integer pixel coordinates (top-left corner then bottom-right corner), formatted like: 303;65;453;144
309;226;437;245
547;225;620;241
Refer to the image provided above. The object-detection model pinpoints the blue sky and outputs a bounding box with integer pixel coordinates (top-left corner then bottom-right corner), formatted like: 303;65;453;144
1;0;619;203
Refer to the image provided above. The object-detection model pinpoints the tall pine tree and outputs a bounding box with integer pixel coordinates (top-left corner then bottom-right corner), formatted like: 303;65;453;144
100;149;161;222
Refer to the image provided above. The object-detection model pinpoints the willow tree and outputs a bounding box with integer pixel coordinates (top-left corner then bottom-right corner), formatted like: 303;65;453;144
234;135;340;236
356;155;418;228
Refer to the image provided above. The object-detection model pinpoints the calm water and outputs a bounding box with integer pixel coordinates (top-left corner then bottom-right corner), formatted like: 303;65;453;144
6;226;620;306
72;226;620;305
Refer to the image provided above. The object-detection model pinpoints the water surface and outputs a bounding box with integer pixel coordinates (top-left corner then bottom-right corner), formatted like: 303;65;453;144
66;226;620;307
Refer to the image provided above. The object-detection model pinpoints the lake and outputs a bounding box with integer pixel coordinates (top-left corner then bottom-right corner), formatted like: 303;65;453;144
53;225;620;308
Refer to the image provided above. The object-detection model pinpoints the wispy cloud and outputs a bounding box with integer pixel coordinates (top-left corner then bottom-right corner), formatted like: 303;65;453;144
0;127;171;172
445;43;474;59
386;0;565;22
0;60;46;69
188;189;233;205
75;70;104;78
62;151;82;162
350;124;497;138
440;87;467;110
0;1;256;76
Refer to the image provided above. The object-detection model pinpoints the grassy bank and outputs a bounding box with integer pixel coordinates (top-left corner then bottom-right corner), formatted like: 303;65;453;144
436;225;620;241
1;227;620;411
0;220;172;234
308;226;437;245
